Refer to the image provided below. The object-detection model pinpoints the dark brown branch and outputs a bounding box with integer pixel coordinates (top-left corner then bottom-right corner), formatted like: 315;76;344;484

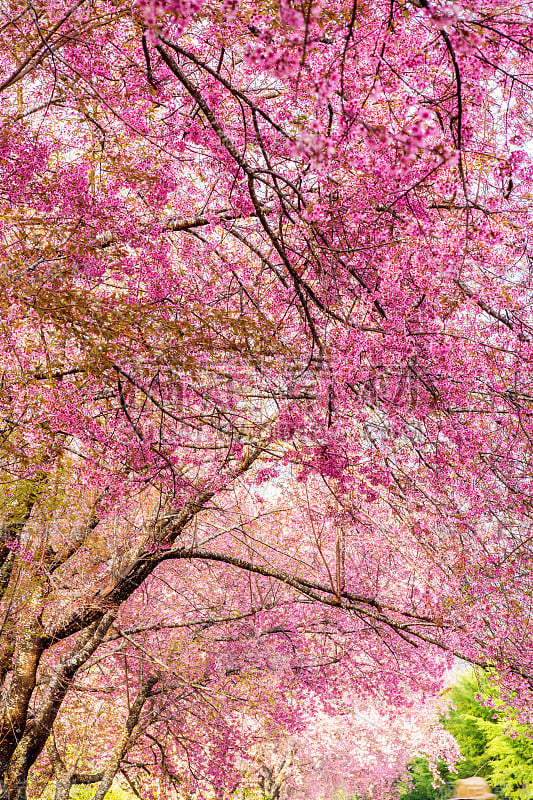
0;0;88;94
159;38;292;141
455;279;531;342
157;546;429;625
440;29;463;149
155;45;252;175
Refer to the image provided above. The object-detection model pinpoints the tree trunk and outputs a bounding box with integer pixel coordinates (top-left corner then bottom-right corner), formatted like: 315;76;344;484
0;612;117;800
89;675;158;800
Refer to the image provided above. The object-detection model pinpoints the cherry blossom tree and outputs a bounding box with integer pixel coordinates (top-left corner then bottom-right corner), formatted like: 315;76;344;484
240;693;459;800
0;0;533;797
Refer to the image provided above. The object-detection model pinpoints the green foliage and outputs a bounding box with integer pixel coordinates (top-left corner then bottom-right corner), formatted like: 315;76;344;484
32;783;133;800
399;757;456;800
400;672;533;800
70;787;133;800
